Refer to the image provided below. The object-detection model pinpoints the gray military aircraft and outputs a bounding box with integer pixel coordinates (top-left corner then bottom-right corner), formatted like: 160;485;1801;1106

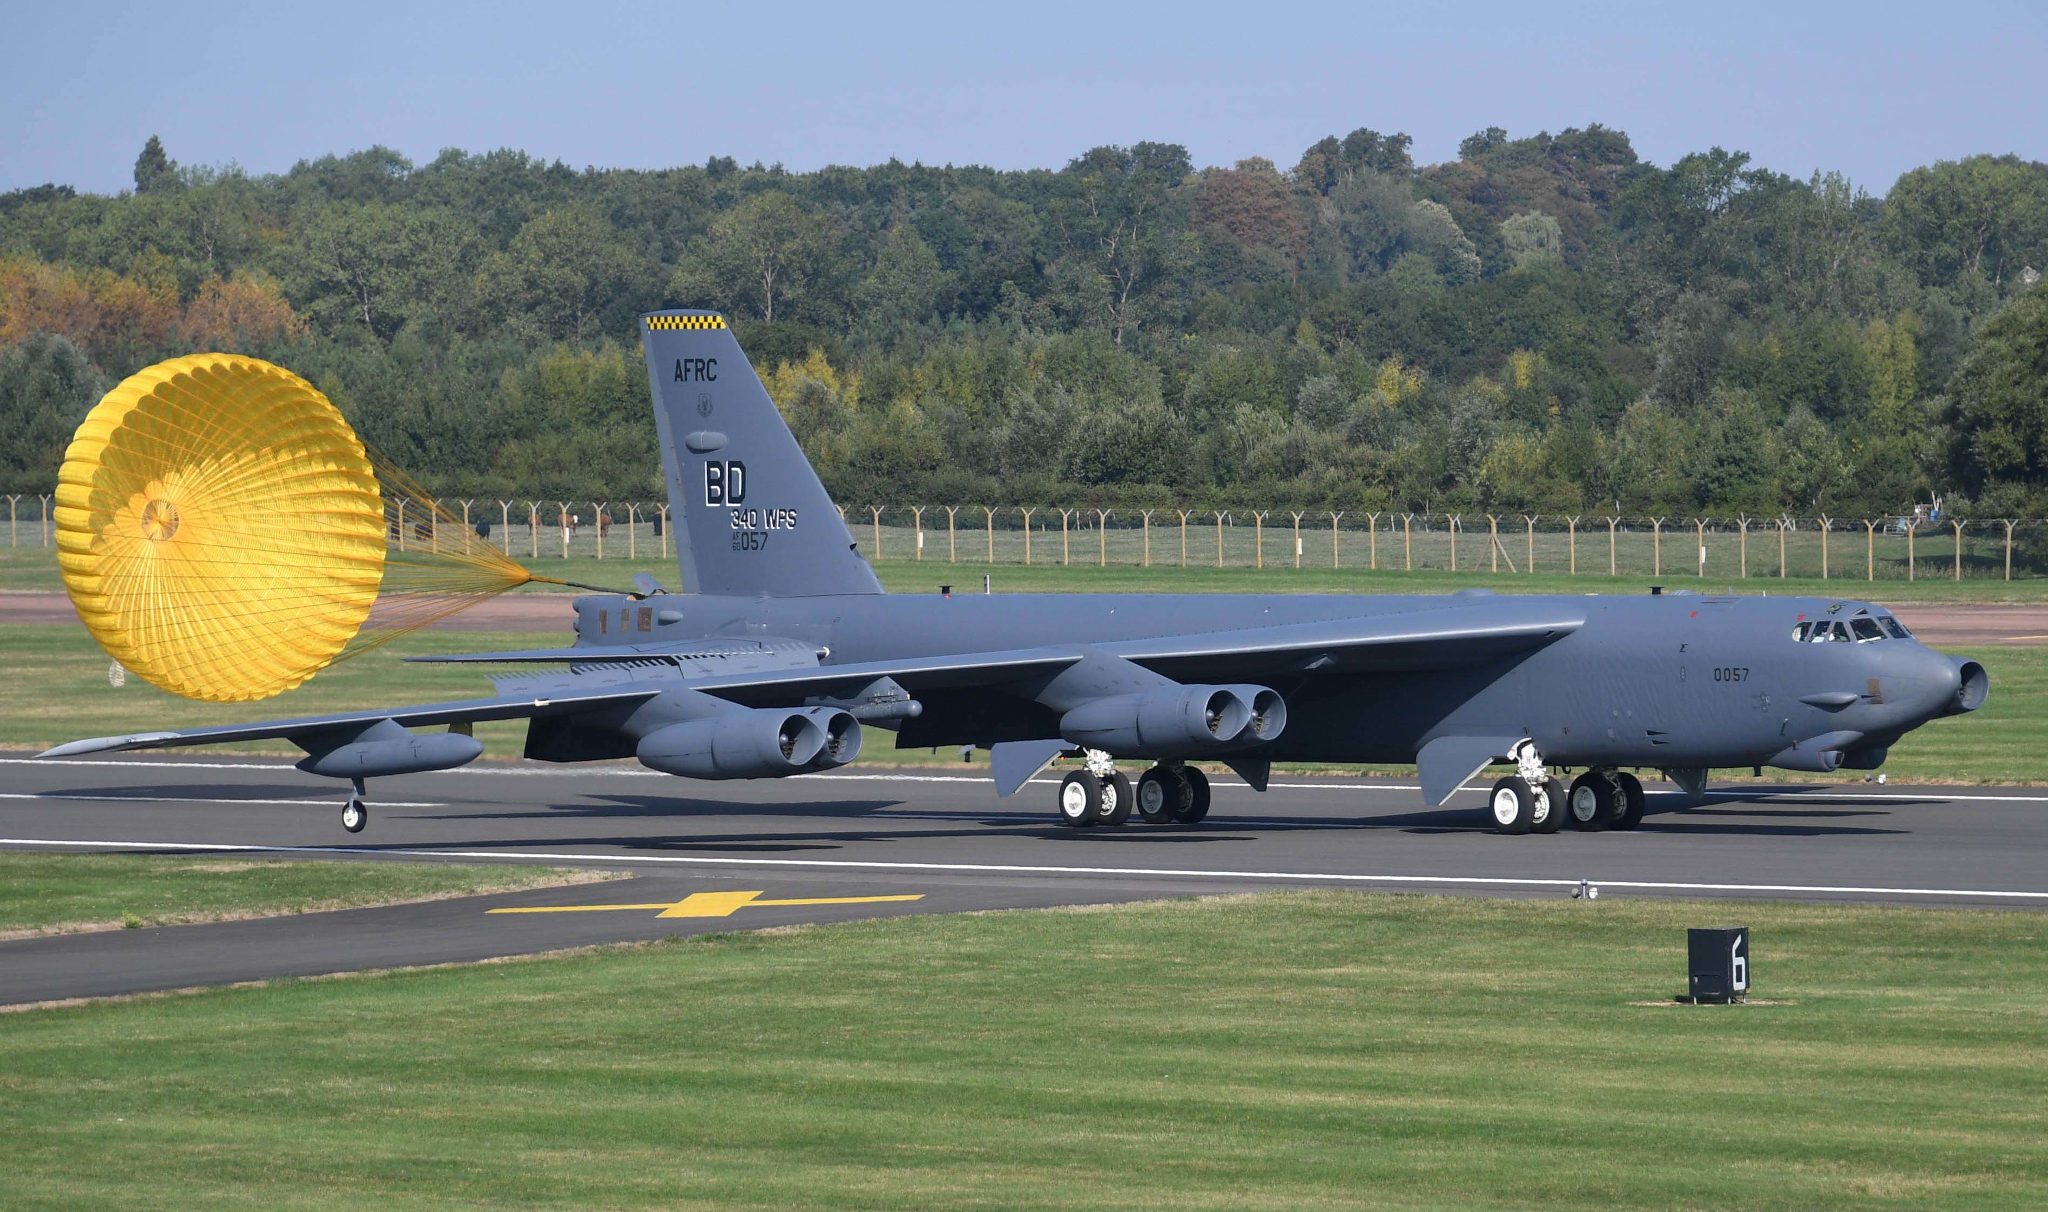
39;311;1989;836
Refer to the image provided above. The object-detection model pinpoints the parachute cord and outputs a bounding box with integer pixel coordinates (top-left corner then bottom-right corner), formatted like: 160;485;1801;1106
523;573;646;597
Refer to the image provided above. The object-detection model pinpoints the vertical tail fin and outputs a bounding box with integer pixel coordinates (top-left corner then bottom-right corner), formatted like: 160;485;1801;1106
639;311;882;597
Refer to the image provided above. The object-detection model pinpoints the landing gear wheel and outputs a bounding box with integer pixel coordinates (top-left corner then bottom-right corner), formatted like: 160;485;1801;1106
1098;772;1134;825
1532;777;1566;834
1489;776;1536;834
1612;772;1646;831
1057;771;1102;826
1567;773;1614;832
1135;766;1185;824
341;797;367;834
1173;767;1211;823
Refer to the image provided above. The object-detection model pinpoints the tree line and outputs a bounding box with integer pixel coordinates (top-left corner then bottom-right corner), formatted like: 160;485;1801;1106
2;129;2045;523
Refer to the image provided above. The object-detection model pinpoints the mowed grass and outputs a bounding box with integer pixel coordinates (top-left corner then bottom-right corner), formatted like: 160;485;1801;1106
0;853;615;937
2;623;2040;783
10;543;2048;600
4;891;2046;1209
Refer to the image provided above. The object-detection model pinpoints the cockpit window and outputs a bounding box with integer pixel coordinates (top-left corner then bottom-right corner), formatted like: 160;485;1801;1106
1794;620;1848;642
1850;617;1884;642
1880;616;1912;639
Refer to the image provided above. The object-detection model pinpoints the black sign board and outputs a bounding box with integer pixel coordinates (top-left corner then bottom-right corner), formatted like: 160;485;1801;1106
1687;927;1750;1003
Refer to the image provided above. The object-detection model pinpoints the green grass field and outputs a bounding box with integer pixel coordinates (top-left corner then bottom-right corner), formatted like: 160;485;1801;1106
4;890;2045;1209
1;622;2038;783
9;543;2048;601
0;853;615;937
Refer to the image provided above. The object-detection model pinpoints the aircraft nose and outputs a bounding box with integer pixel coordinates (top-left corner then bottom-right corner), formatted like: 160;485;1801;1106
1946;657;1989;715
1881;645;1985;721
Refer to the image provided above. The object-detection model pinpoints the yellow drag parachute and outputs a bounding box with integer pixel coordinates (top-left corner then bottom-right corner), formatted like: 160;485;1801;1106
56;353;552;703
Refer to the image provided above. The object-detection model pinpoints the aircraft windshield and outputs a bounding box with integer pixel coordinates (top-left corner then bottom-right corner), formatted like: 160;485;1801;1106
1792;614;1907;643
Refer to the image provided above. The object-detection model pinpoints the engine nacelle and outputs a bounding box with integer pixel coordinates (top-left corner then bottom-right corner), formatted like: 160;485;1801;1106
636;707;857;779
296;720;484;779
1058;683;1284;756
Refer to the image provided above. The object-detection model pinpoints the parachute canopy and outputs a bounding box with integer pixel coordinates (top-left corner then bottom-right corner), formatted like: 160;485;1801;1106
56;353;549;703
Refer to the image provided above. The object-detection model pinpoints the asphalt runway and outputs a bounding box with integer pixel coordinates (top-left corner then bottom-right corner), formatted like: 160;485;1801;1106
4;755;2047;1006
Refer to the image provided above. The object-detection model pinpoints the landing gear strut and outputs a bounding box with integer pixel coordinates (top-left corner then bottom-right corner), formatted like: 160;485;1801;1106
341;777;368;834
1488;741;1560;834
1058;755;1210;826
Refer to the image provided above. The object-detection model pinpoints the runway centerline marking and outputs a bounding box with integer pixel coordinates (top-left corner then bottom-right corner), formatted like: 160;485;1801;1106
485;890;925;919
2;838;2043;902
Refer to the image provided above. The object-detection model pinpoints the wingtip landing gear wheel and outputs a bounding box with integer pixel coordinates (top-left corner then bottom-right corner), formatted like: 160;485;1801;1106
1612;772;1646;831
1489;776;1536;834
1057;770;1102;826
1172;766;1211;823
1532;776;1566;834
1098;772;1134;825
1567;773;1614;832
1135;766;1186;824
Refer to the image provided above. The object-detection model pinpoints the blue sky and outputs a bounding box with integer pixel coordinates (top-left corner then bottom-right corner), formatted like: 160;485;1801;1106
3;0;2042;196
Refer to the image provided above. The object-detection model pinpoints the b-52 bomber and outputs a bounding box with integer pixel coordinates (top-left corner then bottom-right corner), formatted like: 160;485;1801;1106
40;311;1989;835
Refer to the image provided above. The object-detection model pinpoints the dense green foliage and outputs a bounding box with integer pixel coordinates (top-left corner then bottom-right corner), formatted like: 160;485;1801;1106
3;130;2046;514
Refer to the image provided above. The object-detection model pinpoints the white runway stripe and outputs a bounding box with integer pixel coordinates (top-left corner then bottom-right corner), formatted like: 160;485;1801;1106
0;794;444;808
1;837;2043;901
6;757;2047;803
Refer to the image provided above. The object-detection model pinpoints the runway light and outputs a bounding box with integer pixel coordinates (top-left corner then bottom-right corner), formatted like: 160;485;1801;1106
1685;926;1750;1004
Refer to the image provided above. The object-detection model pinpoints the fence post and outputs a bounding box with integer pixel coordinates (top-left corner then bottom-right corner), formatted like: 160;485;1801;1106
1141;509;1153;567
659;505;671;561
529;502;542;559
1694;518;1707;577
1567;516;1579;575
40;494;51;546
1448;515;1460;572
984;506;996;564
1818;516;1831;580
1254;511;1267;569
1178;510;1191;567
1058;508;1073;566
1607;516;1619;576
1908;522;1915;581
1096;509;1111;567
1403;513;1413;571
1215;511;1228;568
1524;515;1537;573
499;501;513;555
627;504;639;560
559;502;573;558
592;501;606;559
1331;511;1345;568
7;495;17;547
1020;507;1035;565
460;500;473;551
1865;519;1875;581
1291;511;1305;568
909;506;925;561
1365;511;1378;571
1487;515;1498;573
869;506;884;561
1953;519;1966;581
945;506;959;563
1778;516;1789;579
2005;519;2016;581
1652;518;1664;576
396;499;407;552
1737;515;1749;578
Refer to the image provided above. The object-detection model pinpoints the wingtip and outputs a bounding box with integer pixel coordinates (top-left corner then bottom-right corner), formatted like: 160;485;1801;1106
36;732;179;758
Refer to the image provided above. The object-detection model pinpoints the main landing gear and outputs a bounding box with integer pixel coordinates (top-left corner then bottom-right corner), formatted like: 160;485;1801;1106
1056;752;1210;827
1488;743;1642;835
340;777;369;834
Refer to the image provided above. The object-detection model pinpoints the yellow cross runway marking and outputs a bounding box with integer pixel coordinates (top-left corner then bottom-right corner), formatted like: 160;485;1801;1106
487;890;924;919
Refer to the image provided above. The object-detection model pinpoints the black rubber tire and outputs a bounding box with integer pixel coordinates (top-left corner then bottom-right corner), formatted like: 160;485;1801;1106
1135;767;1184;824
1488;776;1535;834
1057;771;1101;826
1532;777;1567;834
1174;767;1211;823
341;798;367;834
1099;772;1134;825
1613;772;1646;830
1567;773;1614;832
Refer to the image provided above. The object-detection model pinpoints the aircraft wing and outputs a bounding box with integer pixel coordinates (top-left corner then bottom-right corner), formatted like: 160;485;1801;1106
35;688;663;758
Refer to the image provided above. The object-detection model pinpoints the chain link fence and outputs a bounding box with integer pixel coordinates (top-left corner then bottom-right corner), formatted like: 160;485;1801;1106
10;493;2045;582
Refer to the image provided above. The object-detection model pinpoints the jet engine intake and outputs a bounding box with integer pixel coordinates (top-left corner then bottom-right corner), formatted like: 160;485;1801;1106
801;706;863;770
636;707;838;779
1058;683;1284;756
